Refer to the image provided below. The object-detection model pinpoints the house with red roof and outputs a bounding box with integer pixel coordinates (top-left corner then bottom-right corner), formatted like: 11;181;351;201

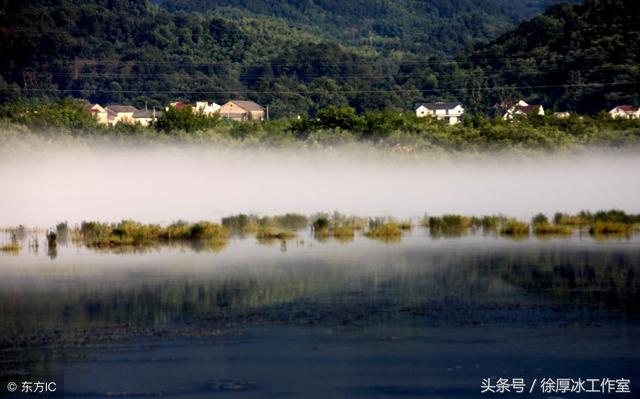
609;105;640;119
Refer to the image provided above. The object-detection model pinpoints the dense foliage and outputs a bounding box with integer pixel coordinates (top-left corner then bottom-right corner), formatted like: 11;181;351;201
154;106;220;132
465;0;640;113
0;0;637;117
2;100;640;151
160;0;571;54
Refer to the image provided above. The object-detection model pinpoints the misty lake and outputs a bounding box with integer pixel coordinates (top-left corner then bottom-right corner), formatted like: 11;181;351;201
1;229;639;398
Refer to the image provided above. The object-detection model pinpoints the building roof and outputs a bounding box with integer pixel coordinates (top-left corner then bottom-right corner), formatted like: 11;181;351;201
170;101;190;110
133;110;155;118
494;100;529;109
107;105;139;113
227;100;265;112
415;102;463;110
614;105;640;112
517;104;543;114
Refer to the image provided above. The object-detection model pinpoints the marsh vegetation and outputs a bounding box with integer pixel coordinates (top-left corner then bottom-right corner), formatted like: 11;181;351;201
1;210;638;255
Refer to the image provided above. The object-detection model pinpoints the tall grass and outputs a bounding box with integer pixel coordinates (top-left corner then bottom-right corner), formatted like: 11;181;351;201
500;220;530;236
77;220;228;247
365;223;403;243
589;222;631;235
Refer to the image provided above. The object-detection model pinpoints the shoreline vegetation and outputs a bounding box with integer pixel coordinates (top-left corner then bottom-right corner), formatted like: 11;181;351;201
2;100;640;153
2;210;639;255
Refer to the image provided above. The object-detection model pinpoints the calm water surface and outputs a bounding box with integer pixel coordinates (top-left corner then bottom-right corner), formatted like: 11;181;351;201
0;230;638;398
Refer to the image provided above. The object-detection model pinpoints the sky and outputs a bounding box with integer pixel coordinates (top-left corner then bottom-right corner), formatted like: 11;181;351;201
1;143;639;227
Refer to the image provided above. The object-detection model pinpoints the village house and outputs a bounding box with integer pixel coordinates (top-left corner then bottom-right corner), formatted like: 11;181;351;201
194;101;221;116
414;102;464;125
88;104;158;126
88;104;109;125
166;101;221;116
104;105;138;125
219;100;266;121
609;105;640;119
132;109;157;127
496;100;545;120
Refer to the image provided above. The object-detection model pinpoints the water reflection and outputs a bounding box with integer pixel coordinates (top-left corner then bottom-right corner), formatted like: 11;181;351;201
1;231;639;338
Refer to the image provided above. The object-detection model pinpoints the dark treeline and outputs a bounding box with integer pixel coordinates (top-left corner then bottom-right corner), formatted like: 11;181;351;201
0;0;637;117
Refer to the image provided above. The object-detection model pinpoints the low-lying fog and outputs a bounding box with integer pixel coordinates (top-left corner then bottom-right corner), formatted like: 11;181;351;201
1;144;639;227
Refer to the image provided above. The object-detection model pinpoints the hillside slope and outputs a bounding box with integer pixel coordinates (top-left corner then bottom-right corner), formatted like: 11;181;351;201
160;0;574;55
465;0;640;112
0;0;637;116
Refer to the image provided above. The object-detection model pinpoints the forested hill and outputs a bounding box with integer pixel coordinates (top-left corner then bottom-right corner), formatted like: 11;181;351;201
159;0;573;55
465;0;640;113
0;0;637;117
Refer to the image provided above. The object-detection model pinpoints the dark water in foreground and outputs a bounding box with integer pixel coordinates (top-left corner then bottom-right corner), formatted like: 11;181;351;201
0;230;639;398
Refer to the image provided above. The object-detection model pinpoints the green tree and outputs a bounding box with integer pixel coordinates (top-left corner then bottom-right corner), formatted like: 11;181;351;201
154;106;220;133
314;106;363;131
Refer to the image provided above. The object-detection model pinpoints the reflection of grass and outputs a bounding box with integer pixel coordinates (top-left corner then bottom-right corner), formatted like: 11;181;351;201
429;227;470;239
0;240;20;254
256;227;297;240
533;223;572;236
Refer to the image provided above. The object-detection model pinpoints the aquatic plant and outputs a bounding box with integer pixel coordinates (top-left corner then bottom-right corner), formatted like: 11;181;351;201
500;220;530;236
531;213;549;225
470;215;505;230
365;223;403;239
221;214;260;234
553;212;591;226
46;231;57;248
312;217;330;232
77;220;228;247
272;214;309;230
589;222;631;235
333;226;355;238
55;222;69;237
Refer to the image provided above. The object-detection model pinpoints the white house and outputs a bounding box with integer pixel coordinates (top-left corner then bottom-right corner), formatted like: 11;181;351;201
496;100;545;120
414;102;464;125
194;101;221;116
609;105;640;119
88;103;109;125
105;105;138;126
132;109;158;127
219;100;266;121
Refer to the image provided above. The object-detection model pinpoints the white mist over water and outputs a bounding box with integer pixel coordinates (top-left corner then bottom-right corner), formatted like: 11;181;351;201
1;144;639;227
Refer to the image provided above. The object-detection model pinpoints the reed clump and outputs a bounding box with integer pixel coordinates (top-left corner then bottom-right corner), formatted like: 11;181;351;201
500;220;530;236
312;216;356;241
425;214;472;230
589;221;631;235
365;223;403;239
77;220;228;247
